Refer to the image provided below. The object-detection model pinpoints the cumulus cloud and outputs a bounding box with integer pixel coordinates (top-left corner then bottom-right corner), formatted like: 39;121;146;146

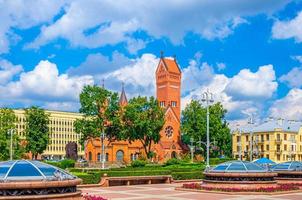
25;0;289;49
225;65;278;100
101;54;159;97
280;67;302;88
0;60;94;106
0;1;66;54
269;88;302;120
272;11;302;42
68;51;133;76
0;59;23;84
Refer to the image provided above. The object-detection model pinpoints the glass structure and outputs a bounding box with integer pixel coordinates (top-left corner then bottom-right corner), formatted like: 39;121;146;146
0;160;75;182
272;161;302;171
210;161;267;173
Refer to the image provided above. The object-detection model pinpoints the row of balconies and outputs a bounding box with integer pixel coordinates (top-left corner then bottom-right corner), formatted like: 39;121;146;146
236;139;297;145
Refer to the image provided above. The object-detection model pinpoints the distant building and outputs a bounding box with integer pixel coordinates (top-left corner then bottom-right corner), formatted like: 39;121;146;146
85;56;184;164
232;119;302;163
14;109;84;160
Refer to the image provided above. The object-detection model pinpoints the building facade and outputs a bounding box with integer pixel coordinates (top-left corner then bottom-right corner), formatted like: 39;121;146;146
232;119;302;163
85;56;184;164
14;109;84;160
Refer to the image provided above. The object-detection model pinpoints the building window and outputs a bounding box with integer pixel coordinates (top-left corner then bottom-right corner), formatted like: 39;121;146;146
246;135;248;142
284;134;287;141
266;154;269;159
171;101;177;107
88;152;92;161
160;101;165;107
165;126;173;138
277;154;280;161
266;134;269;141
97;153;101;161
284;144;287;151
236;136;240;142
266;144;269;151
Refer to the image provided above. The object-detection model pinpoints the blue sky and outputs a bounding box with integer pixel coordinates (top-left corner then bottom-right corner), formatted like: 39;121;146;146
0;0;302;126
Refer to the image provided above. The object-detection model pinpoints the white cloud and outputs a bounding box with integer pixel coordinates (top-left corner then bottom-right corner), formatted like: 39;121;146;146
0;60;94;105
182;60;215;94
216;62;226;71
272;11;302;42
68;51;133;76
225;65;278;100
25;0;289;49
0;1;66;54
43;102;80;112
269;88;302;120
291;55;302;63
280;67;302;88
101;54;159;97
0;59;23;84
126;38;147;54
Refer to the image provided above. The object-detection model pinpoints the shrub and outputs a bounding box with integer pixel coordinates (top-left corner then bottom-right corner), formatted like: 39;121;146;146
60;159;75;169
172;171;204;180
209;158;232;165
183;183;300;192
82;193;107;200
164;158;182;166
131;160;147;168
73;172;101;184
45;159;75;169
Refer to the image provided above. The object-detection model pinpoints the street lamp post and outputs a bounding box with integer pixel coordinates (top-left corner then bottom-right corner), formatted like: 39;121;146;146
248;116;254;162
189;137;195;163
201;89;214;169
9;129;14;160
101;130;105;169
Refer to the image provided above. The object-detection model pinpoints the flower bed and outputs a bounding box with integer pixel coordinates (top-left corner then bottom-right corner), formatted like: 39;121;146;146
182;183;300;193
82;193;107;200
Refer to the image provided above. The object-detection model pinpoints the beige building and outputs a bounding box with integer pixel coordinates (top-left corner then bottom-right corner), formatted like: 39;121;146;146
232;119;302;163
14;109;84;160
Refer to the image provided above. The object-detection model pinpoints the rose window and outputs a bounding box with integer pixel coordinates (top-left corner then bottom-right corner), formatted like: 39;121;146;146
165;126;173;138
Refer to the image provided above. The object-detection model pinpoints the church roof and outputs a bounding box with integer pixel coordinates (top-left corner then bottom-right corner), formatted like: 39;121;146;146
162;58;181;74
119;84;128;105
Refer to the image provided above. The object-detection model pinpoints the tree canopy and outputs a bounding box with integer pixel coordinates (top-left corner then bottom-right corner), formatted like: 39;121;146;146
24;106;50;160
181;101;231;157
122;96;165;158
0;108;24;160
75;85;122;145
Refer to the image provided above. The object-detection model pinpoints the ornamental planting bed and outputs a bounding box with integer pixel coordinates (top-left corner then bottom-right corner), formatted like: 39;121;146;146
179;182;302;195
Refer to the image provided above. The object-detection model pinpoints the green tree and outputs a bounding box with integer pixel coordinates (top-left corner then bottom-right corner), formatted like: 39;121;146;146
122;96;165;159
24;107;50;160
181;101;231;157
0;108;24;160
74;85;122;145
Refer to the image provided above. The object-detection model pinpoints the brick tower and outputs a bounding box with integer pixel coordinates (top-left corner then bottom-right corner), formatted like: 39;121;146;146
154;54;183;161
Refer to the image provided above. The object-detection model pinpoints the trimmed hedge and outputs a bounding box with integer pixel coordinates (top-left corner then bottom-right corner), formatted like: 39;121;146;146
72;172;101;184
131;160;147;168
73;170;204;184
172;171;204;180
45;159;75;169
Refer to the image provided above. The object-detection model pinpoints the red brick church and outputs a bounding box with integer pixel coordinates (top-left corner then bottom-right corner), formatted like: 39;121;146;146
85;56;184;163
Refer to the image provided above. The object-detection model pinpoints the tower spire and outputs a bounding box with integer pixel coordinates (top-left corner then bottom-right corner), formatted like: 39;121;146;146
119;82;128;106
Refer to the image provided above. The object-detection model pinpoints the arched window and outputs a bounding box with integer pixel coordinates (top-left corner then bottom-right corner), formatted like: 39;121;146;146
106;153;109;161
165;126;174;138
88;152;92;161
97;153;101;161
116;150;124;162
171;151;177;159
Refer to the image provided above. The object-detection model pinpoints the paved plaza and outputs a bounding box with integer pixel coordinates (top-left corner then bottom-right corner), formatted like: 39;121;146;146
80;183;302;200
